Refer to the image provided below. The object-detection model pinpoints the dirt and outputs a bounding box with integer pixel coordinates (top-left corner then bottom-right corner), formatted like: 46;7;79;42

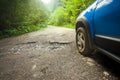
0;26;120;80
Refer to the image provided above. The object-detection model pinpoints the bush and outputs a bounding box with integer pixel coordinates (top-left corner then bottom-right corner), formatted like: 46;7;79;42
0;22;47;39
49;7;67;26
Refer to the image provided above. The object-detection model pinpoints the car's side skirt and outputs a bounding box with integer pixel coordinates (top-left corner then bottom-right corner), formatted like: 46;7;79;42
94;35;120;61
95;46;120;63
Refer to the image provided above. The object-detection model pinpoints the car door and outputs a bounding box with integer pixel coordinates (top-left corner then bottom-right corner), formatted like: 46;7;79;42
94;0;120;56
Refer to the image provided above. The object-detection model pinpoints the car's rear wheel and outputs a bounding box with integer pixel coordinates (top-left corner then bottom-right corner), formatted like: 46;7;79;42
76;27;92;56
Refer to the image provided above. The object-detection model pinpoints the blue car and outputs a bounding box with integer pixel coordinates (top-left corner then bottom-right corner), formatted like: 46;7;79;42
76;0;120;62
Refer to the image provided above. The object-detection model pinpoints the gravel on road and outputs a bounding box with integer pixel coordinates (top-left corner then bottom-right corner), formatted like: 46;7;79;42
0;26;120;80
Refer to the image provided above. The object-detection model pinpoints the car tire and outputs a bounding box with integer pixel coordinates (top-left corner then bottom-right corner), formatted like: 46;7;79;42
76;27;92;56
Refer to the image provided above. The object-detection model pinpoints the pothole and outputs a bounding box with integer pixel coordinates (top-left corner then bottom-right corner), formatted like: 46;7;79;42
49;41;72;45
16;41;37;45
48;41;72;50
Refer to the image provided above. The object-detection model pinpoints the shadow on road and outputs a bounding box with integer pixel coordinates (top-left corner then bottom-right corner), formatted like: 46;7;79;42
90;52;120;78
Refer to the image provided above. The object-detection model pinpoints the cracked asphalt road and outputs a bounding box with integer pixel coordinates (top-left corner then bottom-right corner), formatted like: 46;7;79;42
0;26;120;80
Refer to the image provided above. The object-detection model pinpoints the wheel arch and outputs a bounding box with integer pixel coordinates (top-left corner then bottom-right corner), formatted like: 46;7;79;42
76;17;94;49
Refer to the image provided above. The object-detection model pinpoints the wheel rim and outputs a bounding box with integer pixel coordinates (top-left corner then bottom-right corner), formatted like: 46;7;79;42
77;31;85;52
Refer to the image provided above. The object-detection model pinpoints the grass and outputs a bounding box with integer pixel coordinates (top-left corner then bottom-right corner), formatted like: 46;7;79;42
48;21;75;29
0;22;47;39
52;23;75;29
63;23;75;29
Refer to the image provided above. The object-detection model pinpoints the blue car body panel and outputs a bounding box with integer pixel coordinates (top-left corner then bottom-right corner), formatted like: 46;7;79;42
94;0;120;38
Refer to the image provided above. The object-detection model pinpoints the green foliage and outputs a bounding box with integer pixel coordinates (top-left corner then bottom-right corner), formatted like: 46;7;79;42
0;0;48;39
63;24;75;29
0;22;47;39
49;7;67;26
0;0;48;30
49;0;94;28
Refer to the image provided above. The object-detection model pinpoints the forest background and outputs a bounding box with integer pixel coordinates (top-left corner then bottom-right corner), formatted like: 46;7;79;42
0;0;94;39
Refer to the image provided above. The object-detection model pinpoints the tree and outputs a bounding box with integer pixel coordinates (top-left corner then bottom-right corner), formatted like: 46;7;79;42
49;0;94;26
0;0;48;30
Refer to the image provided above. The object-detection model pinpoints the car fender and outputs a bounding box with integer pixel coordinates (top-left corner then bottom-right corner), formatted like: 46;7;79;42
76;1;97;39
